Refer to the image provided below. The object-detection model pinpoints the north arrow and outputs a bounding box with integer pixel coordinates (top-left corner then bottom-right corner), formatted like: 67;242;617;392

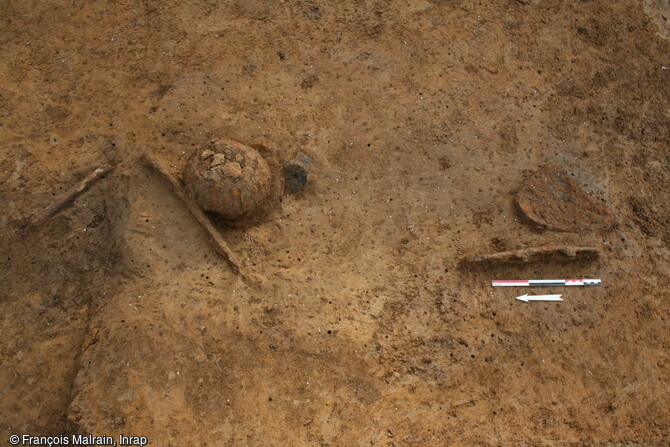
516;294;563;303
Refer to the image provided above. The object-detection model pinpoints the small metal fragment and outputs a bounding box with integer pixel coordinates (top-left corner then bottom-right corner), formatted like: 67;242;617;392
283;151;312;193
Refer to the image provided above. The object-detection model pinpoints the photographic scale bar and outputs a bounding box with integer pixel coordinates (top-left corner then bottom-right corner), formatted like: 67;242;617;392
492;279;602;287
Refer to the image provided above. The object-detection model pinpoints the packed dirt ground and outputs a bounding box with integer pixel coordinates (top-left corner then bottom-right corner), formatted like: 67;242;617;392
2;0;670;445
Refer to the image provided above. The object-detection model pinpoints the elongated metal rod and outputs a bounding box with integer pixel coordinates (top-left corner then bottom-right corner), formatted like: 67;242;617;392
142;151;242;275
29;165;112;227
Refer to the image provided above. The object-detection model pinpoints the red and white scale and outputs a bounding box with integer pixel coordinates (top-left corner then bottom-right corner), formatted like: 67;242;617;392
492;279;602;302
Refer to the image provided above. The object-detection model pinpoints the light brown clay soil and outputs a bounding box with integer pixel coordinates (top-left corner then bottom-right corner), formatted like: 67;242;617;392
2;1;670;445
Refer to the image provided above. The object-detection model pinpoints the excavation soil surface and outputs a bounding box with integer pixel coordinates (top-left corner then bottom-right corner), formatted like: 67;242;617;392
2;1;670;445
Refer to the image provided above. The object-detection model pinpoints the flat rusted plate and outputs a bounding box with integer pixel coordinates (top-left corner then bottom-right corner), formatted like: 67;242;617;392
516;165;614;232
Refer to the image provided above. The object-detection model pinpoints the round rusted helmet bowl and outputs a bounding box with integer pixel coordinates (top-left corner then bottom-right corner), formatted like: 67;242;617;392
183;139;282;225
